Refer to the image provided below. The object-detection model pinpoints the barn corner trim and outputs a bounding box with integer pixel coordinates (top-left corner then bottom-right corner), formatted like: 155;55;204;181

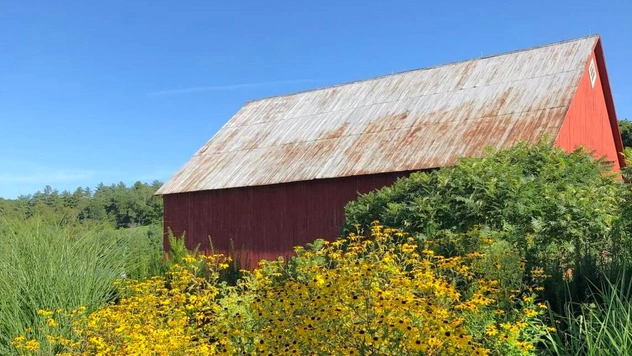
594;36;626;168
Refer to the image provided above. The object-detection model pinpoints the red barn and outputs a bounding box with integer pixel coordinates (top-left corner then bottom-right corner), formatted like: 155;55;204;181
157;35;624;268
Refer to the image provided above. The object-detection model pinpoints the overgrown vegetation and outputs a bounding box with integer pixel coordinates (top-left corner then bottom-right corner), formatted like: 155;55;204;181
3;120;632;355
344;142;625;311
0;218;165;356
12;225;548;355
341;139;632;354
544;273;632;355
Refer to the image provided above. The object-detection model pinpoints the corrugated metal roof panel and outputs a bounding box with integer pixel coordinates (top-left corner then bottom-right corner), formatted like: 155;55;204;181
157;36;598;195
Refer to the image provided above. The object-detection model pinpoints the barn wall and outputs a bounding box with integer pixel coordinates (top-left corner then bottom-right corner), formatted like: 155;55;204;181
556;51;621;170
163;171;413;269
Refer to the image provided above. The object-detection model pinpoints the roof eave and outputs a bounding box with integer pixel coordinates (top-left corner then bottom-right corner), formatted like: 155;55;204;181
593;37;626;168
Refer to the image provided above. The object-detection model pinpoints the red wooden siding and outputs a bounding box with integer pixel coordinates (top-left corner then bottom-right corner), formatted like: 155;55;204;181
163;171;413;269
555;50;622;170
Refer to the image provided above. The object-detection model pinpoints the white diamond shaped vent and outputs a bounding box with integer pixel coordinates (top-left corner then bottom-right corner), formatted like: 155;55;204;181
589;59;597;88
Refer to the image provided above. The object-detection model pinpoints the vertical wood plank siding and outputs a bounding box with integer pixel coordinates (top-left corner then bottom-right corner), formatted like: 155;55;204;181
556;50;622;170
163;171;413;269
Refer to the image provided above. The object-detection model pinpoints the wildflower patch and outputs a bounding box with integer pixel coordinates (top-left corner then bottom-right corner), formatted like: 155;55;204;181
13;225;547;355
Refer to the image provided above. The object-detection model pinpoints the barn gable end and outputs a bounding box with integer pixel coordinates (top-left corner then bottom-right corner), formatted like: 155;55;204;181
556;38;625;169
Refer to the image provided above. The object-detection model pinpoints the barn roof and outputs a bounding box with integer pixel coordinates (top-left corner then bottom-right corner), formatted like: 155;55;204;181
158;35;600;195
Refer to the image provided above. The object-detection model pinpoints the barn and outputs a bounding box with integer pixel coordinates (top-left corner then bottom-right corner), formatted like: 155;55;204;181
157;35;624;268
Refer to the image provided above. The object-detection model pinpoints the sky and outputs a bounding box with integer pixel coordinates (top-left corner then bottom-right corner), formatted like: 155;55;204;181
0;0;630;198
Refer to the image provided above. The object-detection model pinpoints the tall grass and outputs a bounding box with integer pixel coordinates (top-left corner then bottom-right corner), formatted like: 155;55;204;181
117;224;166;279
0;217;164;355
544;272;632;355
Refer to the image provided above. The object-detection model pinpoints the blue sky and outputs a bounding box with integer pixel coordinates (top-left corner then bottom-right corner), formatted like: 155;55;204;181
0;0;630;198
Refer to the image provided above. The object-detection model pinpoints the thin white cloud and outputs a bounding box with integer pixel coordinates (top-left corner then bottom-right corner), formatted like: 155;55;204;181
0;160;115;186
0;162;175;198
0;169;97;184
147;79;316;96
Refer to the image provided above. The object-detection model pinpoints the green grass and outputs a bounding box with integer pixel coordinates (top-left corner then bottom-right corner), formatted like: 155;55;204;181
544;272;632;355
117;224;166;279
0;217;165;355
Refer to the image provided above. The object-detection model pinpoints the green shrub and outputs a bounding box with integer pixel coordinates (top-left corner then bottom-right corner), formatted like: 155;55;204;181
344;142;626;309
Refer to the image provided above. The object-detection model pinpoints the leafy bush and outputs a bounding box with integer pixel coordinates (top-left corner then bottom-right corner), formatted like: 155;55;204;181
14;225;548;355
344;142;626;309
619;119;632;150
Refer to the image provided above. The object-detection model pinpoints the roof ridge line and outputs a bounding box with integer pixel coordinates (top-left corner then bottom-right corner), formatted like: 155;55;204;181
229;67;584;129
243;35;600;104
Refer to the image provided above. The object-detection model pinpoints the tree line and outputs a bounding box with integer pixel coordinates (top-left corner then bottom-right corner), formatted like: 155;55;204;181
0;181;163;228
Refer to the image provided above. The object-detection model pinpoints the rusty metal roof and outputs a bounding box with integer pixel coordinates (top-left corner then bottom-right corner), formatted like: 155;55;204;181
157;36;599;195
